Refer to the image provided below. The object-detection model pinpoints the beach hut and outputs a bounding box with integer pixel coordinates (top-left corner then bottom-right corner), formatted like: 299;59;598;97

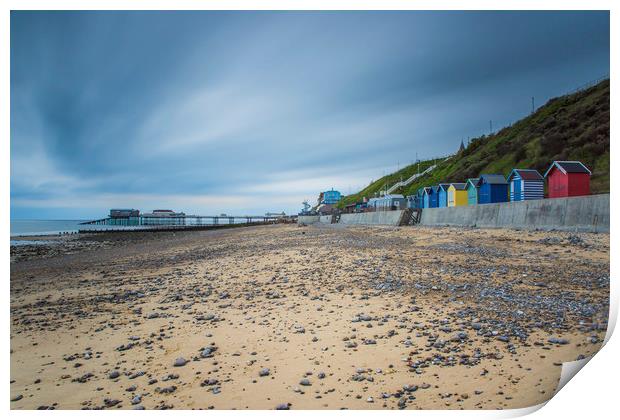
416;188;425;208
422;187;432;208
407;189;425;209
437;184;451;208
368;194;407;211
466;178;479;205
424;187;439;208
476;174;509;204
508;169;544;201
447;183;468;207
431;186;441;208
544;161;591;198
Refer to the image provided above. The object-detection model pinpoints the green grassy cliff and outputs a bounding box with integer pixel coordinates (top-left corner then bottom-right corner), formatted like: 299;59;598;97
340;79;609;207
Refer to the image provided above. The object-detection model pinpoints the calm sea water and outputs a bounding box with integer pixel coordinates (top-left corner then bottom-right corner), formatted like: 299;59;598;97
10;219;86;237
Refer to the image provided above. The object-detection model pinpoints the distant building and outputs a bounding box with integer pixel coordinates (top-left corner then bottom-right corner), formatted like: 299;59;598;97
447;183;468;207
321;189;342;205
367;194;406;211
544;161;591;198
316;203;336;215
508;169;544;201
109;209;140;218
108;209;140;226
141;209;186;225
476;175;509;204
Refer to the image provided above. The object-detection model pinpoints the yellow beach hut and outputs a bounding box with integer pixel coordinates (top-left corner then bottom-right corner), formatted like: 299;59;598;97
447;183;468;207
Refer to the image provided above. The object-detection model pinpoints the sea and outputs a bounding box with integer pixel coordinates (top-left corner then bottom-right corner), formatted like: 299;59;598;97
10;219;86;237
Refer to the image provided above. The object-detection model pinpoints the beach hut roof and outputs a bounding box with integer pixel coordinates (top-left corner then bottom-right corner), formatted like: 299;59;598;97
450;183;468;190
438;183;451;191
422;187;432;195
543;161;591;177
466;178;479;188
508;169;544;181
476;174;508;186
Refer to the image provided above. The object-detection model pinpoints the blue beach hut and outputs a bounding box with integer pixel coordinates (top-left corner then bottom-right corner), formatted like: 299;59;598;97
466;178;479;205
422;187;432;208
408;188;425;208
424;187;439;208
508;169;544;201
430;186;440;208
437;184;450;208
476;174;509;204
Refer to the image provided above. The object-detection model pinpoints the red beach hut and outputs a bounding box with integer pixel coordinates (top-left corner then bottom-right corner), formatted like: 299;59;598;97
544;161;591;198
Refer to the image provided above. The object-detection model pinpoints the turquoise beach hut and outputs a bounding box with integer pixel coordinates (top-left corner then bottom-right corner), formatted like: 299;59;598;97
466;178;479;205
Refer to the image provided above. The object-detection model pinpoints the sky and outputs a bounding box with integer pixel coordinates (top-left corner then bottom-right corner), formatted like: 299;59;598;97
10;11;610;219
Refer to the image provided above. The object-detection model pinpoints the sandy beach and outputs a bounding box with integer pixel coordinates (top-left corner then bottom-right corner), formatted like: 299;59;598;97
10;224;609;410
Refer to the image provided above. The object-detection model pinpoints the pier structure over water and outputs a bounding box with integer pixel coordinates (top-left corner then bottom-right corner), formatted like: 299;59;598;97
79;213;296;232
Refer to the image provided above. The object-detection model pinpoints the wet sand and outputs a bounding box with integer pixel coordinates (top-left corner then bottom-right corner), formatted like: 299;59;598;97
10;224;609;410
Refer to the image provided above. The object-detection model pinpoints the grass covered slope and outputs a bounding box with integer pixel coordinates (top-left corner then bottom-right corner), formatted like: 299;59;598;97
340;79;609;206
339;157;445;207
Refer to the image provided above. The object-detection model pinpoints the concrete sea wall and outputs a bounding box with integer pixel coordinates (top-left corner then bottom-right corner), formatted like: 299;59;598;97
298;215;321;225
419;194;609;233
339;210;405;226
319;215;333;224
299;212;406;226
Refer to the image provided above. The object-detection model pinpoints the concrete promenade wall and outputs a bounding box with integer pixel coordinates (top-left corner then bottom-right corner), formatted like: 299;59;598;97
419;194;609;233
298;215;321;225
339;210;405;226
319;215;333;224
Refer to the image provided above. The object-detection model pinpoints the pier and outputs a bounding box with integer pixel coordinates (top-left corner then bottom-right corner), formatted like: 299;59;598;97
79;213;297;233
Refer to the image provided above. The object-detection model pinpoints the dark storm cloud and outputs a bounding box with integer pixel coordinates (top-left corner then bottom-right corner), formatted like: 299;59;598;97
10;11;609;218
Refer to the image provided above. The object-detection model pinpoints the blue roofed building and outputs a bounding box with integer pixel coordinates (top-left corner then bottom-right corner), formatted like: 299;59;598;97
321;189;342;205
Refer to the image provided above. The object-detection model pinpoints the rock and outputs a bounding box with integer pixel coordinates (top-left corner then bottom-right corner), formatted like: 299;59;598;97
157;385;177;394
11;394;23;402
259;368;270;377
548;337;569;345
452;332;468;341
131;395;142;405
173;357;188;367
104;398;121;407
275;403;290;410
200;346;217;358
299;378;311;386
129;371;145;379
109;371;120;379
